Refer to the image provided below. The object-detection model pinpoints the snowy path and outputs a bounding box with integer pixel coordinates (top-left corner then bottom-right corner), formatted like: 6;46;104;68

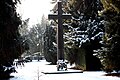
9;60;120;80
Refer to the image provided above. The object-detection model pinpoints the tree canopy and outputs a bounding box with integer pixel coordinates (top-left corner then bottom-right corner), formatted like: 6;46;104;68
97;0;120;72
0;0;28;78
47;0;120;71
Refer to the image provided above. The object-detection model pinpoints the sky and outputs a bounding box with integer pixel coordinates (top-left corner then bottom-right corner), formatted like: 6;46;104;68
17;0;54;27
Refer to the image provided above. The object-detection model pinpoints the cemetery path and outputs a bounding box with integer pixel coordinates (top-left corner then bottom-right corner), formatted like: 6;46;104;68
9;60;120;80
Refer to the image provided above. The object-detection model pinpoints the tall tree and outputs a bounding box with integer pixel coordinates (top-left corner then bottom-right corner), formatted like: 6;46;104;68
18;18;30;57
0;0;26;78
98;0;120;72
27;24;41;54
64;0;104;70
43;24;57;64
25;17;47;58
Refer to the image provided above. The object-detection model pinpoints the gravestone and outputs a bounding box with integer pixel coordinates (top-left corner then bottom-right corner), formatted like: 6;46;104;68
48;1;71;71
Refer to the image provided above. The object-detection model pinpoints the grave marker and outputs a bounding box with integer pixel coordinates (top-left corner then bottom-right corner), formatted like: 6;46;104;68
48;1;71;61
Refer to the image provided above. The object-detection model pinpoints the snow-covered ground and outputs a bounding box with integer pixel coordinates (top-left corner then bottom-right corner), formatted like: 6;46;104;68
9;60;120;80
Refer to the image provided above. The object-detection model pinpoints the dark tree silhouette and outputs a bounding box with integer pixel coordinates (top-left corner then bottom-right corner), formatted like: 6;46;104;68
44;24;57;64
98;0;120;73
0;0;26;78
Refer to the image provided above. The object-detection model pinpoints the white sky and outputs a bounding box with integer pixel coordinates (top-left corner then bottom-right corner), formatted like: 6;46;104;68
17;0;53;27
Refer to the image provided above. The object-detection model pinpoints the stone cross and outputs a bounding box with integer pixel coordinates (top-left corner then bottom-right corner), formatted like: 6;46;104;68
48;1;71;61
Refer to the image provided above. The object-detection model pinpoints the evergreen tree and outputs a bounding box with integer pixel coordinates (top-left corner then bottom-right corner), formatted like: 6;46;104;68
28;25;41;54
64;0;104;70
0;0;26;78
98;0;120;72
43;24;57;64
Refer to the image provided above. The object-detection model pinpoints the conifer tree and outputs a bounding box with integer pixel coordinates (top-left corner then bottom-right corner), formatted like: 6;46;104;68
43;24;57;64
0;0;26;78
64;0;104;70
98;0;120;72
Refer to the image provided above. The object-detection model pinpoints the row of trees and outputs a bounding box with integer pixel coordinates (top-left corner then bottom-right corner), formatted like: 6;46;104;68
2;0;118;75
18;13;57;64
20;15;47;58
44;0;120;72
64;0;120;72
16;0;120;72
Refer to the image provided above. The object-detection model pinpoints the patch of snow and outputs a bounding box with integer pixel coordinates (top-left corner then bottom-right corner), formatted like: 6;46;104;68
10;60;120;80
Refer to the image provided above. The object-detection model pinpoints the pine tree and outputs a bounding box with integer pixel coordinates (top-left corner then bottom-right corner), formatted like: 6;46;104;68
43;24;57;64
98;0;120;72
64;0;104;70
0;0;27;78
